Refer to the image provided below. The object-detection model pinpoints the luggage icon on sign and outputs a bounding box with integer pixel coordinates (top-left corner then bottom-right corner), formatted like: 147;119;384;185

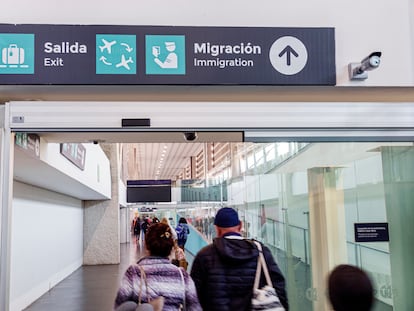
2;44;25;65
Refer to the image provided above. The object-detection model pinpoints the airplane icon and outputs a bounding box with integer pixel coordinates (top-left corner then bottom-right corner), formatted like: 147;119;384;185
116;55;134;70
99;39;116;54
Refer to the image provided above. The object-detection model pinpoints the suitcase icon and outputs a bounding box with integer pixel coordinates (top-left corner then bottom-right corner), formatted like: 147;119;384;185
2;44;25;65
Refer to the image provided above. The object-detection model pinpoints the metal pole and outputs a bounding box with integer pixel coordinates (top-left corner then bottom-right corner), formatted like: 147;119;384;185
0;104;13;311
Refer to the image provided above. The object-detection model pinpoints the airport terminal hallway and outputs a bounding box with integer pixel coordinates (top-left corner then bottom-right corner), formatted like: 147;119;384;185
23;239;188;311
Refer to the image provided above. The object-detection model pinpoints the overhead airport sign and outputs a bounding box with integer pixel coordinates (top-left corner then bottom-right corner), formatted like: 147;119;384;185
0;24;336;85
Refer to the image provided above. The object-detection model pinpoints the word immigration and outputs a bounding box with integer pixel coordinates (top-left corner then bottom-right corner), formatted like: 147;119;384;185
193;57;254;69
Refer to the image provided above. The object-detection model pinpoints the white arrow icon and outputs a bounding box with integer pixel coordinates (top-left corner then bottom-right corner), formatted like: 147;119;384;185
99;56;112;66
269;36;308;75
121;43;133;53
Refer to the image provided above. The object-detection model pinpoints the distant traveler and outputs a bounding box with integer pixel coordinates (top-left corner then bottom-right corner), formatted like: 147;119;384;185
114;222;201;310
133;217;142;243
328;264;374;311
175;217;190;249
141;217;151;240
190;207;288;310
131;216;137;233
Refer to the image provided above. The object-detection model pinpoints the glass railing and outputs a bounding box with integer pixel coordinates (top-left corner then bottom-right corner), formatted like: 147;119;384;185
186;209;393;311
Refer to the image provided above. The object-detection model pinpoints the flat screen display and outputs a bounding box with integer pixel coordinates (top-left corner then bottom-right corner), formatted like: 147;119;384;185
127;180;171;203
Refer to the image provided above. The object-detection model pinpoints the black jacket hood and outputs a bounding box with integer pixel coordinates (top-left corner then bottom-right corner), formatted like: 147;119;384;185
213;236;259;264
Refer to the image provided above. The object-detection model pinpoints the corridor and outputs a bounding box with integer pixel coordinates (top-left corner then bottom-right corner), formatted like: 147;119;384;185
24;241;154;311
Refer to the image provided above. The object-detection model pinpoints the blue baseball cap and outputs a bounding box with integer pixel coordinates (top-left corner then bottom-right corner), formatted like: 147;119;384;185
214;207;240;228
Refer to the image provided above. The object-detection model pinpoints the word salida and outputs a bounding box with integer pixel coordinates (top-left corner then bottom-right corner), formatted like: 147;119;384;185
43;41;87;67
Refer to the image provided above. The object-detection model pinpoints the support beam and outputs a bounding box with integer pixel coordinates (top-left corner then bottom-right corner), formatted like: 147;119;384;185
307;167;347;311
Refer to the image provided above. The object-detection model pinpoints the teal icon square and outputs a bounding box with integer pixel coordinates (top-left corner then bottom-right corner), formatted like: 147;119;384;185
96;34;136;74
0;33;35;74
146;35;186;75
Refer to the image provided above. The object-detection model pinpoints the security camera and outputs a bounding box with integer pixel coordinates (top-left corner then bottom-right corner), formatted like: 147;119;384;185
349;51;382;80
358;52;381;72
89;139;105;145
183;132;198;141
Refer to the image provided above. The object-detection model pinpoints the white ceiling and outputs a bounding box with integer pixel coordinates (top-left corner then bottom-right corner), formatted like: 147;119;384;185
126;142;203;180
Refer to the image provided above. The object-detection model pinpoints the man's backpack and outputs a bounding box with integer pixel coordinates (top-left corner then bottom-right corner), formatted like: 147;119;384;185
175;224;187;240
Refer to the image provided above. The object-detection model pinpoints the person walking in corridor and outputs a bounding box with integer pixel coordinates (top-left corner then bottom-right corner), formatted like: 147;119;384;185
114;223;201;311
175;217;190;249
328;264;374;311
133;216;142;244
190;207;288;310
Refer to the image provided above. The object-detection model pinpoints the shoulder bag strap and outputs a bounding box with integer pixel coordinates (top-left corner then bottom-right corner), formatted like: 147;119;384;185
138;265;151;304
178;267;186;310
253;248;262;291
253;241;274;288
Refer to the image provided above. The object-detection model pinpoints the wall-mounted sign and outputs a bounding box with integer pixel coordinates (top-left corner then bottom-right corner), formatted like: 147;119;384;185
15;133;40;158
0;24;336;85
60;143;86;170
354;223;390;242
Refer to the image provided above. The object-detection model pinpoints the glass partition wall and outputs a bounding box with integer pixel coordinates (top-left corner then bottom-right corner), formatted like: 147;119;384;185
178;141;414;311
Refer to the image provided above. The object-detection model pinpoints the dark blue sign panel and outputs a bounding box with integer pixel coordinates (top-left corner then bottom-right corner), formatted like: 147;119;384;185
354;223;390;242
0;24;336;85
127;180;171;186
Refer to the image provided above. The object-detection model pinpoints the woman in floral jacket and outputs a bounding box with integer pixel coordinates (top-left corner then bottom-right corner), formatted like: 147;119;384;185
114;222;201;311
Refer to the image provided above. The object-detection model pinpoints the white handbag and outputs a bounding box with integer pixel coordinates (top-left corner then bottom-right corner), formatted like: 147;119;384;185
251;241;285;311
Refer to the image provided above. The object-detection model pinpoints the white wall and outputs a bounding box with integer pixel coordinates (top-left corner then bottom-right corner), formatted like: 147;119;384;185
41;142;111;199
0;0;413;86
10;181;83;311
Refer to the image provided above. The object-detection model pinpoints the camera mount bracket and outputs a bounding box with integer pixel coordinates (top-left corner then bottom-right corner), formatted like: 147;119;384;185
348;63;368;80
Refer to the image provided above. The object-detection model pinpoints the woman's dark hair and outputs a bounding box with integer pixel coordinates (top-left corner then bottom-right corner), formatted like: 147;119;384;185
145;223;174;257
178;217;187;224
328;264;374;311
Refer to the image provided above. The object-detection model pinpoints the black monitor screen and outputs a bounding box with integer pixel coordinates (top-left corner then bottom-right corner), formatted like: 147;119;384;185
126;180;172;203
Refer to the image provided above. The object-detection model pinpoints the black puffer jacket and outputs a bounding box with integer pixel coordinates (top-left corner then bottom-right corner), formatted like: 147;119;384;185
190;236;288;310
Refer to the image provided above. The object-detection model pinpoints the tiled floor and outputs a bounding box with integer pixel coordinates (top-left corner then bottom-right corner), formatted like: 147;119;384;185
23;241;144;311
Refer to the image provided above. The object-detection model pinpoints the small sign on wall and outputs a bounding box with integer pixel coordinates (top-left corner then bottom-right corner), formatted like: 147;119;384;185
354;223;390;242
15;133;40;158
60;143;86;170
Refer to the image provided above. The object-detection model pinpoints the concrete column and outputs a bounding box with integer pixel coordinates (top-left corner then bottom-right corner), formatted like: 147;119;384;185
307;167;347;311
380;146;414;310
119;207;128;244
83;143;120;265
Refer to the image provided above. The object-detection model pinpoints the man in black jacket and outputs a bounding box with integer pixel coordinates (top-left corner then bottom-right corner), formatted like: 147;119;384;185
190;207;288;311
